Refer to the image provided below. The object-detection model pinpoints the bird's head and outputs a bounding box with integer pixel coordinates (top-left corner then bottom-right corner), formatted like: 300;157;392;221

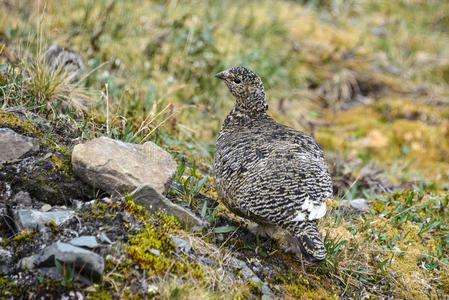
215;66;267;112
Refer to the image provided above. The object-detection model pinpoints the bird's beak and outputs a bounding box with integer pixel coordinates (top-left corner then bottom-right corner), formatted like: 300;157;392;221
215;71;226;80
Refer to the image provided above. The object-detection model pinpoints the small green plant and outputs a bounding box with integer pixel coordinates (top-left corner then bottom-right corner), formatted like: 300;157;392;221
213;225;238;234
243;234;268;258
173;161;208;206
54;259;74;288
200;199;217;224
322;232;347;272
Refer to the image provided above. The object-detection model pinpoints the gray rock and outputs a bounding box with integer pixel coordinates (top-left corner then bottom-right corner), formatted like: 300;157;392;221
34;242;104;281
228;257;272;296
0;265;8;274
71;137;177;195
0;128;38;162
40;204;52;212
147;284;158;295
13;191;33;206
129;184;207;230
171;236;191;253
37;266;93;286
0;182;12;200
0;247;13;266
149;249;160;256
97;232;113;245
13;209;74;230
72;200;84;210
70;236;99;249
18;255;36;269
341;198;371;211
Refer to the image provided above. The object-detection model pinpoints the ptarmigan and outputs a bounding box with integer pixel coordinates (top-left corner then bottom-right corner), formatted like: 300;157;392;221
214;66;333;262
45;45;85;82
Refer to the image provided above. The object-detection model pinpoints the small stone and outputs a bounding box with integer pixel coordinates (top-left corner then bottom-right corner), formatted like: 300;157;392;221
101;197;112;204
341;198;371;211
147;284;158;295
97;232;113;245
34;242;104;282
370;26;387;37
0;128;38;162
261;286;272;297
0;182;12;200
13;191;33;207
40;204;52;212
198;256;214;266
171;236;191;253
129;184;207;230
18;255;36;269
261;294;274;300
149;249;160;256
228;257;272;296
72;200;84;210
121;211;132;223
71;137;177;195
13;209;75;230
0;247;13;266
76;291;84;299
70;236;99;249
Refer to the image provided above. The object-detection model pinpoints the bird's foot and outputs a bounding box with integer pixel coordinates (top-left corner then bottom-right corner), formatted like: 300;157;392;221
247;223;280;239
277;233;302;257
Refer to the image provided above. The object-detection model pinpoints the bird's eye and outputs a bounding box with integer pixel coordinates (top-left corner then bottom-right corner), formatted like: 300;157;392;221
233;78;241;84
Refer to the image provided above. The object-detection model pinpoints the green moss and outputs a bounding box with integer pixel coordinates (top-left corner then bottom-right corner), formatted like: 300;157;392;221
124;198;204;279
13;229;40;244
83;201;118;222
0;113;37;135
45;221;61;235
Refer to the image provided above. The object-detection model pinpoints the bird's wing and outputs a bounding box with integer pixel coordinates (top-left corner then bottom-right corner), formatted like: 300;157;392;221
239;138;332;226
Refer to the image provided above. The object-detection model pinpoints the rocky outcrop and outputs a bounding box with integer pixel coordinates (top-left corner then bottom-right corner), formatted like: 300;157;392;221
13;209;75;230
129;183;207;230
228;257;272;297
0;115;93;205
72;137;177;195
0;128;38;162
23;241;105;282
69;236;99;249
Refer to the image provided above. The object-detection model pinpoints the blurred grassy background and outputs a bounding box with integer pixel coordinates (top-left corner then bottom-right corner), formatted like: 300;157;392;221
1;0;448;165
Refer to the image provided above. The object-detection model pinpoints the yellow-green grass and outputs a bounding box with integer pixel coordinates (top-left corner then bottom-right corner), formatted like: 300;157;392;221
2;0;447;162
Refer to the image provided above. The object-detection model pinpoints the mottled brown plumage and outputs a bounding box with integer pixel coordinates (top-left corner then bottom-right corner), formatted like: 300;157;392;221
45;45;85;82
214;66;333;262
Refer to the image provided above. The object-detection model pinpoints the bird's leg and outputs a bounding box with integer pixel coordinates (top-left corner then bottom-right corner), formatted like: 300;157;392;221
278;232;302;257
247;223;279;239
247;223;303;257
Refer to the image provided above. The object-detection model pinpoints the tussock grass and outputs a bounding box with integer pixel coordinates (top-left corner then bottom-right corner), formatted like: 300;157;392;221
1;51;93;118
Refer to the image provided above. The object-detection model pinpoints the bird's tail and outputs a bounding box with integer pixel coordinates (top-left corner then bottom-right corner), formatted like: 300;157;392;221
293;221;327;262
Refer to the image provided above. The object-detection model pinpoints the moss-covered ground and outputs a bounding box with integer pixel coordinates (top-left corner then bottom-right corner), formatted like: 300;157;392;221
1;0;448;298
